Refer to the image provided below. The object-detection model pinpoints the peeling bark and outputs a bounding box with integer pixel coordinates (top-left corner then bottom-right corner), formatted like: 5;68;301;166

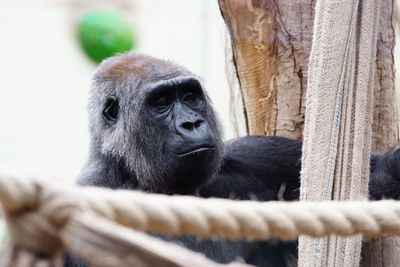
224;29;248;137
219;0;278;136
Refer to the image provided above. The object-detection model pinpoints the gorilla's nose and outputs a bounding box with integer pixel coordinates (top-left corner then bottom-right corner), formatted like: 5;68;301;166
176;117;212;143
180;119;205;131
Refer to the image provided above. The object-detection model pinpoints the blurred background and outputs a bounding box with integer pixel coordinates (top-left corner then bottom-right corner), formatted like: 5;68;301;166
0;0;233;180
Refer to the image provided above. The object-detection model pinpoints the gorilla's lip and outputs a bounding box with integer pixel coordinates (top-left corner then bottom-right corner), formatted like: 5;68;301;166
175;145;215;157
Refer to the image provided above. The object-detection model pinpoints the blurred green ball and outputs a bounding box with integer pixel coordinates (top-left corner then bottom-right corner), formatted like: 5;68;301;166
78;9;135;63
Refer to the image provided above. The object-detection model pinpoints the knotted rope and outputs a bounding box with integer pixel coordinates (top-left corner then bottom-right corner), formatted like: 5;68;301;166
1;171;400;260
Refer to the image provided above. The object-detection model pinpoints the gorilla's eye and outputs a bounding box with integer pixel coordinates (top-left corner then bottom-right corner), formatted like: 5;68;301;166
156;97;172;109
183;92;200;105
103;97;119;124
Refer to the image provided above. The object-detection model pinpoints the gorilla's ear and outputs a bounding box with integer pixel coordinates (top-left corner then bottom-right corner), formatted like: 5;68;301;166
102;96;119;124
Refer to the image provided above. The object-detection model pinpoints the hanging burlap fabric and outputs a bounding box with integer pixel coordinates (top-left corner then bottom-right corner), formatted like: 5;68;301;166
299;0;381;266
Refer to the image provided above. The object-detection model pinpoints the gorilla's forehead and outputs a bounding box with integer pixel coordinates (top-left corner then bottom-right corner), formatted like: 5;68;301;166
96;52;193;81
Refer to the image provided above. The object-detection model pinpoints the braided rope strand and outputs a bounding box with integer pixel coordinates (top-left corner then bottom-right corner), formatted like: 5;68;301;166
0;172;400;257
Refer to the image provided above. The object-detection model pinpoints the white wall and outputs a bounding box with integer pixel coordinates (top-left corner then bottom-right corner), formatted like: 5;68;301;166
0;0;232;180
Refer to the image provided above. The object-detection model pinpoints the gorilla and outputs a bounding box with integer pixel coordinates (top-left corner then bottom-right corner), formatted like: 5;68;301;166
65;52;400;267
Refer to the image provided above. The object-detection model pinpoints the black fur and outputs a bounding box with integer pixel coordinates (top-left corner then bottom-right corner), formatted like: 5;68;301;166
65;53;400;267
369;150;400;200
199;136;302;201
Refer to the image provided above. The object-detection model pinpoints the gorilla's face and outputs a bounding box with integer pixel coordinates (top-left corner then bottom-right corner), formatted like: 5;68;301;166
143;77;221;193
146;78;216;157
90;53;223;194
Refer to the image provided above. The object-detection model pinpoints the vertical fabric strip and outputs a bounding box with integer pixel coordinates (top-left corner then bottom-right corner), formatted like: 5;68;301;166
298;0;381;266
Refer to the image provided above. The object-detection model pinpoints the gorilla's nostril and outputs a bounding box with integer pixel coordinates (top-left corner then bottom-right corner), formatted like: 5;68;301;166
181;121;194;130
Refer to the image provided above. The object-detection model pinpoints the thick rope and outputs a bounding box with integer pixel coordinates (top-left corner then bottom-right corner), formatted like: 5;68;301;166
1;172;400;257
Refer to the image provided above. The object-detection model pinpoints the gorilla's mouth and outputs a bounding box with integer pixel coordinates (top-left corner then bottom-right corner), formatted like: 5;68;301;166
175;145;215;157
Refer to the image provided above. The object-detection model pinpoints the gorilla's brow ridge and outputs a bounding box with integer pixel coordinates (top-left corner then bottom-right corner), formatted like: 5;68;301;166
148;77;201;94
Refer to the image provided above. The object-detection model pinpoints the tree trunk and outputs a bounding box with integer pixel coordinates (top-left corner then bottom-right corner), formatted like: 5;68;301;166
219;0;399;265
219;0;314;139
